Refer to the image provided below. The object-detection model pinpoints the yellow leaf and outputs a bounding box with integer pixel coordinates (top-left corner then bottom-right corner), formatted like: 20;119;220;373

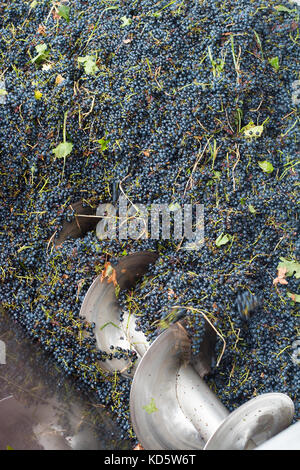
34;90;43;100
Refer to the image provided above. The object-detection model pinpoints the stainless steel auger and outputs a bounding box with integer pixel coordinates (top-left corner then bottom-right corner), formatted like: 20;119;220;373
80;252;298;450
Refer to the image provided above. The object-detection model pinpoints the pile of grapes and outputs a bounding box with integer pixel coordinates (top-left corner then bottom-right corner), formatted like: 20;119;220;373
0;0;299;445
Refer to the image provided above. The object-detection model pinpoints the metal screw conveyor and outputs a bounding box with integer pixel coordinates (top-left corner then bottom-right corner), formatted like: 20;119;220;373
80;247;299;450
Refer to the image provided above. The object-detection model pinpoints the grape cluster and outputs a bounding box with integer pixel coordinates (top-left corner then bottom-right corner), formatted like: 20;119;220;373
0;0;299;446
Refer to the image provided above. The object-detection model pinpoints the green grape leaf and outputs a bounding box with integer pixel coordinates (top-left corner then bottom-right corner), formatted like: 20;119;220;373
258;161;274;173
29;1;38;10
168;202;181;212
278;258;300;279
268;56;280;71
95;137;110;152
240;120;255;133
248;204;257;214
213;170;221;179
34;43;47;55
143;398;158;414
31;43;49;64
244;124;264;138
215;233;231;247
120;16;132;27
287;292;300;303
52;141;73;159
58;5;70;23
78;56;99;75
0;89;7;96
274;5;296;13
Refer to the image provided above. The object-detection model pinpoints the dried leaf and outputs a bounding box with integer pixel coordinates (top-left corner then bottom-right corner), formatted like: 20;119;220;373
100;262;112;283
273;266;288;286
133;443;144;451
108;268;118;287
100;262;118;287
37;24;46;36
42;63;52;71
52;9;60;20
167;288;175;299
55;74;64;85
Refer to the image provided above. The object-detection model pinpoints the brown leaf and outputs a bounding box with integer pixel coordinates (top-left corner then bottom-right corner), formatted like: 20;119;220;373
52;9;60;20
37;24;46;36
100;262;111;283
273;266;288;286
100;262;118;287
133;443;144;450
167;288;175;300
107;268;118;287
